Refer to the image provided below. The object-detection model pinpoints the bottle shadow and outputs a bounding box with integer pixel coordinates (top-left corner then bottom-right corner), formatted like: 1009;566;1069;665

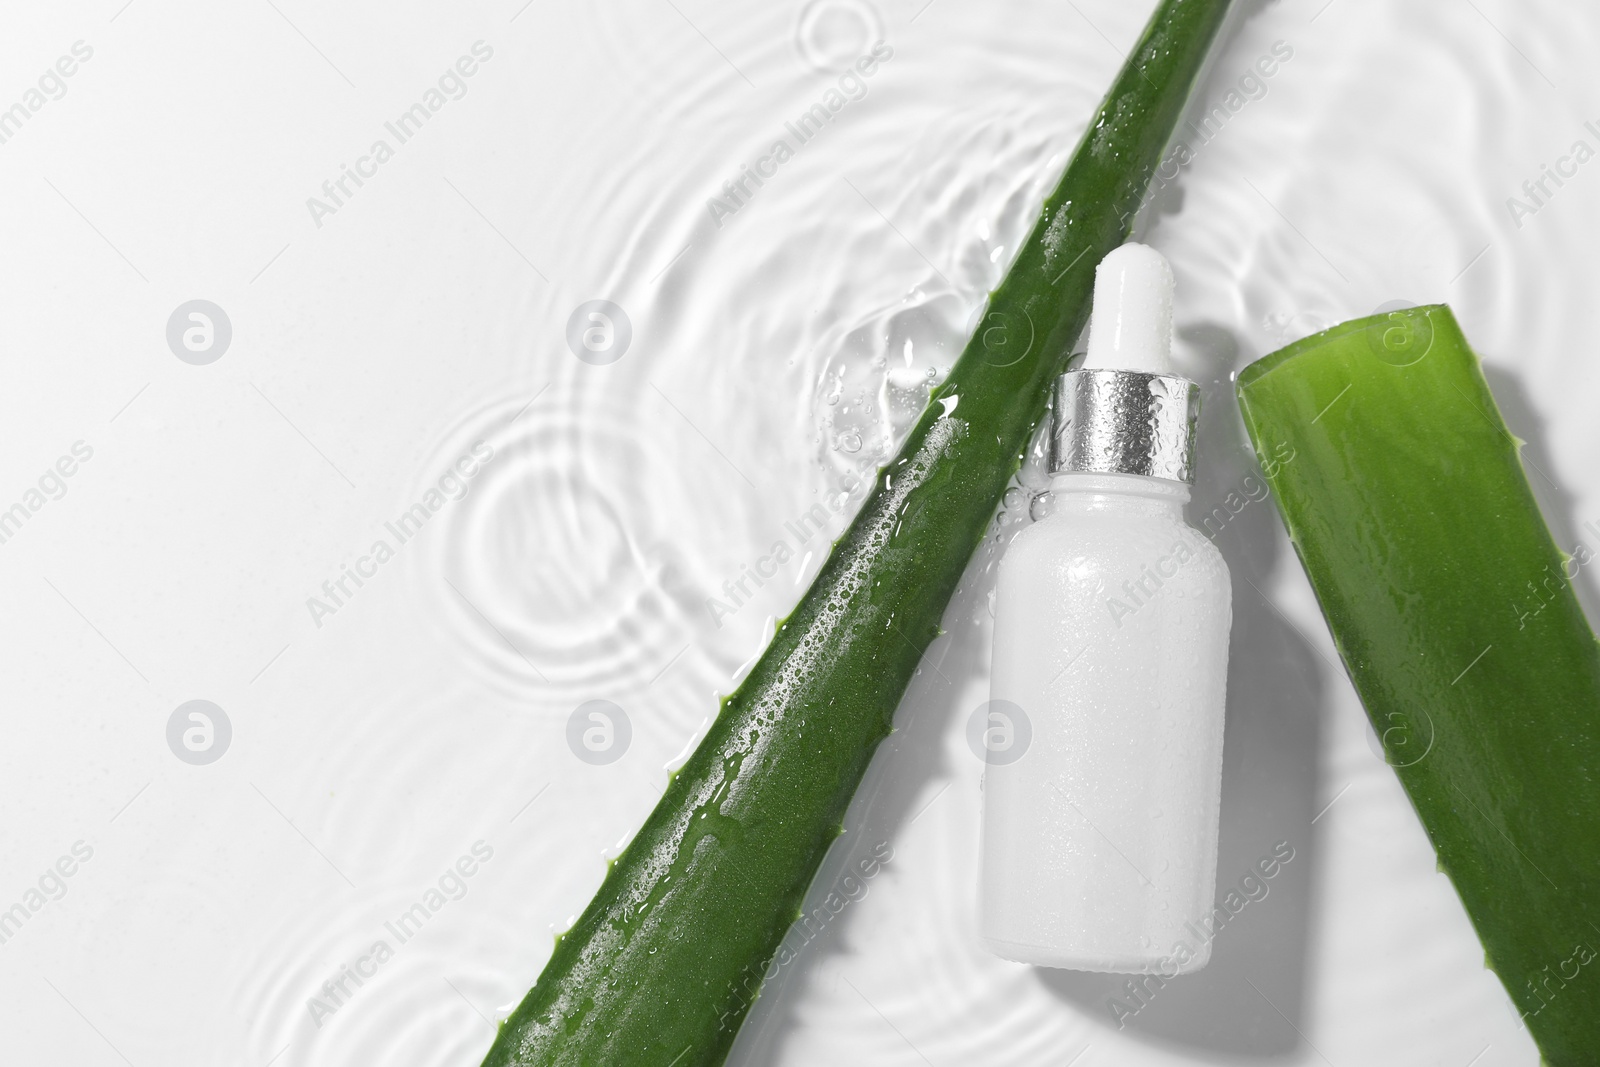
1033;323;1329;1058
730;321;1333;1064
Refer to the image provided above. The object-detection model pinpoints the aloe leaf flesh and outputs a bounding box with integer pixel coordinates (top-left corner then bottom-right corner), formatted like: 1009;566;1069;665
1236;305;1600;1065
481;2;1235;1063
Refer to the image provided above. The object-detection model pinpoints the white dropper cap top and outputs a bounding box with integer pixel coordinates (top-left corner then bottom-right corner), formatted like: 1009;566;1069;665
1082;243;1174;374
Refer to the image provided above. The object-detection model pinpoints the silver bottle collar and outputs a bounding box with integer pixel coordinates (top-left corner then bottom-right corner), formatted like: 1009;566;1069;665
1049;369;1200;483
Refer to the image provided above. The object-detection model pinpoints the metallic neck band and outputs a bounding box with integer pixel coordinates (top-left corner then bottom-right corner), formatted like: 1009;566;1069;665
1050;369;1200;483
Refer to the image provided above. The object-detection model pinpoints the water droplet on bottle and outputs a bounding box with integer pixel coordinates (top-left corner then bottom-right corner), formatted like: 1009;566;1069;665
837;431;862;453
1003;487;1024;510
1029;492;1054;521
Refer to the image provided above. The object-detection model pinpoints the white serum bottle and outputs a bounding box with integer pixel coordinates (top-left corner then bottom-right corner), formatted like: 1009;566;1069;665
978;243;1232;974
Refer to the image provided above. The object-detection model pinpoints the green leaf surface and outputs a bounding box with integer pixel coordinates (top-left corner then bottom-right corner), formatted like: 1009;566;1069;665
1237;305;1600;1065
480;1;1235;1064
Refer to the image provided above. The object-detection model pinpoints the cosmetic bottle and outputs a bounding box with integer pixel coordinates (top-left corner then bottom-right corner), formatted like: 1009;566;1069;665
977;243;1232;973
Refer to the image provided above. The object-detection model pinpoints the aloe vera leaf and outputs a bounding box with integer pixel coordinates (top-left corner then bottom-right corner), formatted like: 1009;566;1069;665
481;3;1234;1064
1236;304;1600;1065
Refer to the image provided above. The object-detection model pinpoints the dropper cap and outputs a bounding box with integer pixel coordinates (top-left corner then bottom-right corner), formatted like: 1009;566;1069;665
1084;243;1175;374
1050;243;1200;483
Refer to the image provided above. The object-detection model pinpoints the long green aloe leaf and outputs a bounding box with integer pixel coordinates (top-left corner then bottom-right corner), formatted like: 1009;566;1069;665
1236;305;1600;1064
483;3;1234;1063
